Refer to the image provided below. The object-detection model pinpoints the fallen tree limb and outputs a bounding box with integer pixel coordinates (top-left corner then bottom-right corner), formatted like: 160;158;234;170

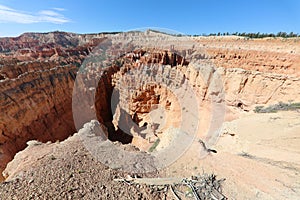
114;175;227;199
114;177;182;186
170;185;181;200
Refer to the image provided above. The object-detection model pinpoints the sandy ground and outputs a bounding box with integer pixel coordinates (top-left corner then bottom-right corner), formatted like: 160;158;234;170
165;110;300;199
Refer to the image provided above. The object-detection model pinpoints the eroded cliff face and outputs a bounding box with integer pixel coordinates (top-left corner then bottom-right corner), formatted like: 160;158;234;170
0;32;107;179
1;31;300;180
195;36;300;108
195;37;300;75
0;63;77;175
72;44;300;152
72;50;190;150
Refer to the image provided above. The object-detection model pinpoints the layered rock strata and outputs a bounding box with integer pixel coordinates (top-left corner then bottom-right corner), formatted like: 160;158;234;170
1;31;299;180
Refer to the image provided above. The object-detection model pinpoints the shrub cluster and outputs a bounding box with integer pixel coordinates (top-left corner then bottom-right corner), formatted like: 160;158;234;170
254;102;300;113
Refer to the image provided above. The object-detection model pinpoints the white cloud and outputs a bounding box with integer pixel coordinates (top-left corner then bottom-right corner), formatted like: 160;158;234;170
52;7;66;12
0;5;14;11
39;10;63;17
0;4;70;24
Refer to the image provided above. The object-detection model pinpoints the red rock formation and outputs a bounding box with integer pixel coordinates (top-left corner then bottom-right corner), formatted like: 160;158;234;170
1;32;300;181
0;32;106;180
195;37;300;76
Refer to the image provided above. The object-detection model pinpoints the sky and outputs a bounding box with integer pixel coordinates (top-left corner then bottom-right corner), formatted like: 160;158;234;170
0;0;299;37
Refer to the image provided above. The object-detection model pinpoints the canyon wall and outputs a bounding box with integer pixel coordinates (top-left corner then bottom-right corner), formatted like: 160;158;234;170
1;31;300;180
0;32;106;179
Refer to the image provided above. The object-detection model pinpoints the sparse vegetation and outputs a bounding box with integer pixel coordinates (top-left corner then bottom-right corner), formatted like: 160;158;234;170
148;138;160;152
50;155;56;160
238;152;255;159
113;59;123;67
254;102;300;113
193;31;300;38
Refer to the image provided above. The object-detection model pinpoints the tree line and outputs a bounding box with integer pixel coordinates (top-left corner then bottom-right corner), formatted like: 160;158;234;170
195;32;299;38
115;29;299;38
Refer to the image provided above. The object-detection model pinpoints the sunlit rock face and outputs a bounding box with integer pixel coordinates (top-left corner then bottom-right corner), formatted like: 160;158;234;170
1;31;299;181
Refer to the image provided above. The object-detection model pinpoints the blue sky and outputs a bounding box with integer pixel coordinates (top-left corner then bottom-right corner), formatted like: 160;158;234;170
0;0;299;37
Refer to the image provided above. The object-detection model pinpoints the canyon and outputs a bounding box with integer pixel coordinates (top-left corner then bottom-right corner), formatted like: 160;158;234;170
0;31;299;199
